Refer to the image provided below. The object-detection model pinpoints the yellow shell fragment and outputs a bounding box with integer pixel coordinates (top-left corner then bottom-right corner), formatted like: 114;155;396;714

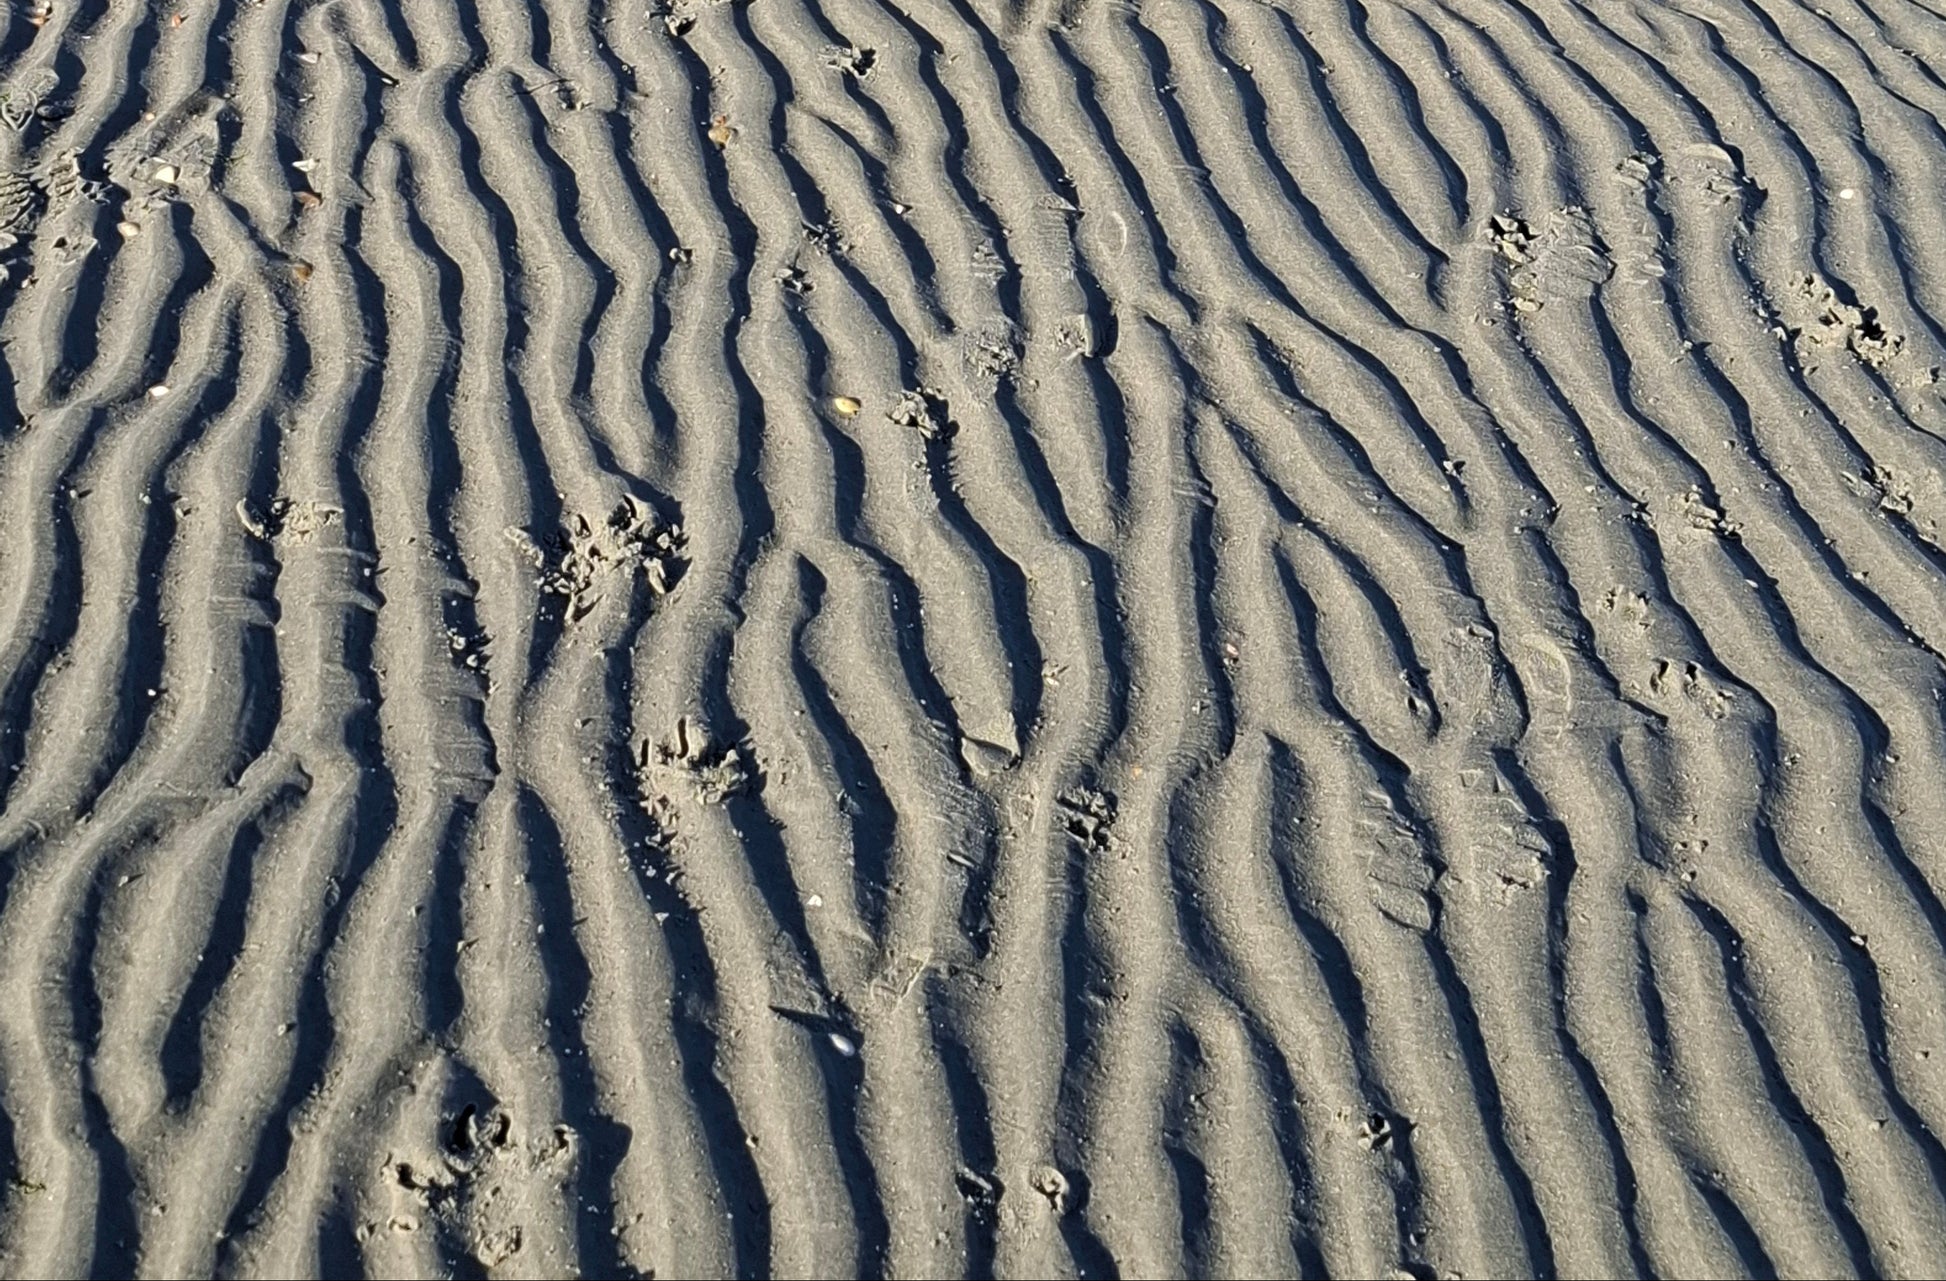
831;395;862;417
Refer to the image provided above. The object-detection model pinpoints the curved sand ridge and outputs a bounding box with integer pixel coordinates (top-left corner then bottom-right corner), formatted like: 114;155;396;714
5;0;1946;1275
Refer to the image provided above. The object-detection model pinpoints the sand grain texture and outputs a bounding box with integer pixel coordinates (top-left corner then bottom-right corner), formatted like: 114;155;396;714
4;0;1946;1276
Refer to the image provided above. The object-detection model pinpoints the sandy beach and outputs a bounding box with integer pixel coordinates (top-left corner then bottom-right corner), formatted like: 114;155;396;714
4;0;1946;1275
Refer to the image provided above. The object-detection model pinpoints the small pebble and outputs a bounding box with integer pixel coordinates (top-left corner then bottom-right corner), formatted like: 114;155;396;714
290;261;313;283
292;158;319;173
1838;187;1856;200
148;384;170;398
152;163;178;185
294;190;321;210
116;221;140;239
831;395;861;416
827;1031;857;1058
707;114;734;147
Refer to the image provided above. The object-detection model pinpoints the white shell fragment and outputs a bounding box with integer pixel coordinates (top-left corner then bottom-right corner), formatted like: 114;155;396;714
827;1031;857;1058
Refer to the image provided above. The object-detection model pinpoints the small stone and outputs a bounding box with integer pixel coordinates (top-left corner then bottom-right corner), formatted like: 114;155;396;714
294;190;321;210
290;261;313;283
147;384;170;399
831;395;861;416
707;115;734;147
959;737;1016;777
116;221;140;239
827;1031;857;1058
292;158;319;173
152;163;178;185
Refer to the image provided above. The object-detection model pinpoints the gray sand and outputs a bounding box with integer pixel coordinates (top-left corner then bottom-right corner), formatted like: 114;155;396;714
4;0;1946;1275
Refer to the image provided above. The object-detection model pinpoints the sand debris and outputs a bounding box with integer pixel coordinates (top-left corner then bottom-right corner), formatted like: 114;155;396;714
504;497;684;622
886;386;951;441
236;496;342;542
639;716;756;806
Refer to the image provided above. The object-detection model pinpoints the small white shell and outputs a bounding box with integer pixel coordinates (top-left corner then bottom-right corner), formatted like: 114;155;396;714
827;1031;857;1058
116;221;140;239
147;384;170;399
151;163;178;185
292;158;320;173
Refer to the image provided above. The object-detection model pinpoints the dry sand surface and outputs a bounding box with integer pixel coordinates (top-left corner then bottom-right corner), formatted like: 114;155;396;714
4;0;1946;1276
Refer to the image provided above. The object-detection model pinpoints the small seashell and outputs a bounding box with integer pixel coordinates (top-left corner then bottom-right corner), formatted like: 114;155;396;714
294;49;319;64
170;11;184;26
147;384;170;399
236;499;269;539
290;260;313;283
830;395;861;417
294;190;321;209
116;221;140;239
152;163;178;185
292;158;319;173
827;1031;857;1058
707;114;733;147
